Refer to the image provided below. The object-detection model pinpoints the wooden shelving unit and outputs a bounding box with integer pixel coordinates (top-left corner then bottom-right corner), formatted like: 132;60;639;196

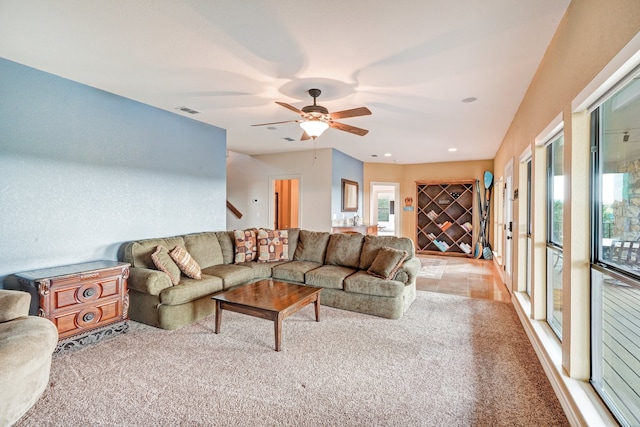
416;180;475;256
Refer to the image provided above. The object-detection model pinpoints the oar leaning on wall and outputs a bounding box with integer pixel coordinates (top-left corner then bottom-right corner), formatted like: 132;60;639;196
474;171;494;260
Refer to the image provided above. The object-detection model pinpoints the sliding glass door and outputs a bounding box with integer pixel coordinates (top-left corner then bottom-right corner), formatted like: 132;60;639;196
591;71;640;427
547;134;564;339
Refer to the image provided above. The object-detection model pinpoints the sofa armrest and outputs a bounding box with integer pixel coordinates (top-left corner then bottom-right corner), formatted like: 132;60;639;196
0;290;31;322
393;257;421;285
128;267;173;295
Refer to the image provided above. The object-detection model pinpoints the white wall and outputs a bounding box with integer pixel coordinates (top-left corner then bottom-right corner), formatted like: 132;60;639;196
226;149;333;231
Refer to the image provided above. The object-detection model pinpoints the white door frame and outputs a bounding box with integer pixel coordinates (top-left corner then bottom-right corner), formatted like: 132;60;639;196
504;159;514;292
369;182;400;236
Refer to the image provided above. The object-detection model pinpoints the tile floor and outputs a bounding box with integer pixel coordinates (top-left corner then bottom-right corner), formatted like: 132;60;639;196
415;254;511;303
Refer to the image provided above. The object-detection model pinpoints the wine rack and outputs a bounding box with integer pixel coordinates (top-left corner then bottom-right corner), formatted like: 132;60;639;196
416;180;475;255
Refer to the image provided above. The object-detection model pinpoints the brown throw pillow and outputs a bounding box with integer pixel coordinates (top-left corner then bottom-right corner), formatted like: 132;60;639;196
169;246;202;279
257;229;289;263
234;229;258;263
367;246;408;280
151;245;181;285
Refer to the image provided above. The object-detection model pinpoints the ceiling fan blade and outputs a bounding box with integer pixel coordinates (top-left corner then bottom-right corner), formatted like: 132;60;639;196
251;119;300;126
301;131;311;141
275;101;302;114
329;107;372;120
329;121;369;136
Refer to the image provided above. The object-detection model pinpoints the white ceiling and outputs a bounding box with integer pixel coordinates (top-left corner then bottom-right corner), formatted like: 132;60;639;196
0;0;571;164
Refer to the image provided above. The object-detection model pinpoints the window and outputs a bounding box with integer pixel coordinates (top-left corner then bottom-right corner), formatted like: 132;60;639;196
591;71;640;427
547;134;564;339
377;198;390;222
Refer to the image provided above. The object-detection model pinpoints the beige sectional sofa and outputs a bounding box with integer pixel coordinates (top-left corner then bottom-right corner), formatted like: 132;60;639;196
120;229;420;330
0;290;58;427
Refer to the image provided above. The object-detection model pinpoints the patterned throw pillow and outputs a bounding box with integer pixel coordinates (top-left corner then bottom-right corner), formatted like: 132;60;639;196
151;245;181;285
234;229;258;263
169;246;202;279
367;246;408;280
257;229;289;263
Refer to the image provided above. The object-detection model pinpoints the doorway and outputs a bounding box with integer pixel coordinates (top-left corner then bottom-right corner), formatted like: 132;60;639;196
370;182;399;236
272;177;300;229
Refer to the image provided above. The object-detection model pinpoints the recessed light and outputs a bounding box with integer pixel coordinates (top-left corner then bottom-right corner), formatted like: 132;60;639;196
384;153;392;157
448;148;458;152
461;97;477;103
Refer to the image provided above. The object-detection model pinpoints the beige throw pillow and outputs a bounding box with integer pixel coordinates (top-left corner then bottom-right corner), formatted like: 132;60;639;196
257;229;289;263
151;245;181;285
234;229;258;263
367;246;408;280
169;246;202;279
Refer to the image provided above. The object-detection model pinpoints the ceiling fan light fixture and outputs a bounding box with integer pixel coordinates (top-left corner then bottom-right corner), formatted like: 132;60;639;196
300;119;329;139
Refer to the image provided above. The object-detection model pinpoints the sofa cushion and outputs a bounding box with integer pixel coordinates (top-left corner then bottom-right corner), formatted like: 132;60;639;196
236;260;289;279
272;260;321;283
151;246;181;285
257;229;289;263
124;236;185;269
305;265;356;290
183;232;224;269
234;229;258;263
325;233;364;268
201;264;254;289
359;235;415;270
159;274;223;305
286;228;300;260
367;246;408;280
343;271;405;298
0;289;31;322
169;246;202;280
293;230;330;263
215;231;236;265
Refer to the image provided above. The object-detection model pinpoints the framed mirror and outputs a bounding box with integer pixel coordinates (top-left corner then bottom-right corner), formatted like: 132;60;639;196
341;179;358;212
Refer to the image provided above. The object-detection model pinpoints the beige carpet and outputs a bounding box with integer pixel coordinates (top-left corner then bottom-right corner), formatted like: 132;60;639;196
16;291;568;426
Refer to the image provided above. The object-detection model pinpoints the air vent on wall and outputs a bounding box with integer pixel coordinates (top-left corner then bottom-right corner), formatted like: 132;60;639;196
176;106;200;114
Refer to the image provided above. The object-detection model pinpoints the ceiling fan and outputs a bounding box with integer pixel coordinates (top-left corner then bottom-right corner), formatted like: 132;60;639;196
252;88;372;140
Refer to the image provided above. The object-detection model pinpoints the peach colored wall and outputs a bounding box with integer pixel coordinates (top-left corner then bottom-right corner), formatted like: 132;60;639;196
365;159;494;241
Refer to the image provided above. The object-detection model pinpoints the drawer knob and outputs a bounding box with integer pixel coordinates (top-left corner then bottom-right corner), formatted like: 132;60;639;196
83;288;96;298
83;312;95;322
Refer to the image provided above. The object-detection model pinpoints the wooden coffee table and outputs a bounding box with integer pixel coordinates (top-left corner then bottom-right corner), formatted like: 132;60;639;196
212;279;321;351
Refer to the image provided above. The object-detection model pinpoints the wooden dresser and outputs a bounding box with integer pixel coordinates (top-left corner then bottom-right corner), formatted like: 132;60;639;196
16;260;130;352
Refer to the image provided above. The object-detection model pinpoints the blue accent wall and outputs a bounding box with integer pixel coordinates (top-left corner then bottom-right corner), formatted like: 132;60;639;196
331;149;363;220
0;58;227;285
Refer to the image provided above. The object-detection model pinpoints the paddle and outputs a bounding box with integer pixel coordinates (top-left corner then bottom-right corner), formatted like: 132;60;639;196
474;180;484;258
481;171;494;260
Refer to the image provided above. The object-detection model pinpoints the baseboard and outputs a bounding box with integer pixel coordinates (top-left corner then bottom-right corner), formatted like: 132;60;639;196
512;292;618;427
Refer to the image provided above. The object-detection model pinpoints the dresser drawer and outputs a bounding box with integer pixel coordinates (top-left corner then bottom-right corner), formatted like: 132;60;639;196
52;296;124;339
47;275;122;312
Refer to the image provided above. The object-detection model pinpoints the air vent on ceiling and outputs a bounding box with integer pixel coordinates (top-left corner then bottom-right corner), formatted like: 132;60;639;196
176;106;200;114
283;137;295;142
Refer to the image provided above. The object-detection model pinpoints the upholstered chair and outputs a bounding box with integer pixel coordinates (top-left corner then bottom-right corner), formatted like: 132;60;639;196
0;289;58;426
